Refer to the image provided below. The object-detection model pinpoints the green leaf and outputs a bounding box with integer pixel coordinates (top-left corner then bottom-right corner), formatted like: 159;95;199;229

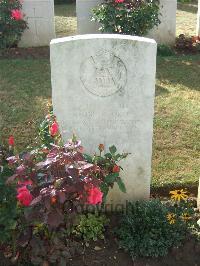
100;183;109;203
109;145;117;154
105;173;118;184
117;178;126;193
83;154;93;163
104;153;112;159
100;183;109;194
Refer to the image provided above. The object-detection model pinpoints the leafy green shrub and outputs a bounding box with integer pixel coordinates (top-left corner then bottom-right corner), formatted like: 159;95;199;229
0;0;28;49
92;0;161;36
116;200;188;258
157;44;175;56
73;213;109;241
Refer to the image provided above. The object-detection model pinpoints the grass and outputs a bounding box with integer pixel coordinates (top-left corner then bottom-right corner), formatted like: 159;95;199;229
0;60;51;149
54;4;77;37
176;2;198;36
0;55;199;189
153;55;200;188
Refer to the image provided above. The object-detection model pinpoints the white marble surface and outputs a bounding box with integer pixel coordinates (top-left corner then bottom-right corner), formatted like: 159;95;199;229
148;0;177;45
76;0;177;45
50;34;157;204
19;0;55;47
76;0;102;34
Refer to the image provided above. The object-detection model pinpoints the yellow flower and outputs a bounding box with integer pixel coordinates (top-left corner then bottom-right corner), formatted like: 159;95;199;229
169;189;188;201
166;213;176;224
181;213;192;222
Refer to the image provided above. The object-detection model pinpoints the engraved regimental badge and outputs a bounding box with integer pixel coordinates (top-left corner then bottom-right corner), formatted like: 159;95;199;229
80;50;127;97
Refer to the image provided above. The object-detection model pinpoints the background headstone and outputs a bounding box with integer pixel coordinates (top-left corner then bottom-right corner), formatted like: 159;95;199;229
76;0;102;34
148;0;177;45
19;0;55;47
50;34;157;204
197;0;200;36
76;0;177;45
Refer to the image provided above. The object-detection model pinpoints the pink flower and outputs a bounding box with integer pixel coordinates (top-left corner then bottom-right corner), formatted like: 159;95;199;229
87;185;103;205
17;186;33;207
115;0;124;3
8;135;15;146
11;9;23;20
49;121;59;136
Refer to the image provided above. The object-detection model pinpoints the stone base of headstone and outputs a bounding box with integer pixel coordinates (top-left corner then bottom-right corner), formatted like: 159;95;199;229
19;0;55;47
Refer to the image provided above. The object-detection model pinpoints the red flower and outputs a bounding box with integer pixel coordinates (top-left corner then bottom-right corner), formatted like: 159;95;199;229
11;9;23;20
17;186;33;207
87;185;103;205
113;165;120;173
115;0;124;3
51;196;57;204
49;121;59;136
8;136;15;146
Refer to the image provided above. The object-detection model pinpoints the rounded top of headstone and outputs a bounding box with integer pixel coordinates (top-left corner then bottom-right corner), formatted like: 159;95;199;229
50;34;157;46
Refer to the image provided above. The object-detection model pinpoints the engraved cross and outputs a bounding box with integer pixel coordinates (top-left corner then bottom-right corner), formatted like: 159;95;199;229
28;8;43;36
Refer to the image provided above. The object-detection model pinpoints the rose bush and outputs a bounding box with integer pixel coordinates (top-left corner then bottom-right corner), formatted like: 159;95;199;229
92;0;161;36
0;0;28;49
2;111;128;264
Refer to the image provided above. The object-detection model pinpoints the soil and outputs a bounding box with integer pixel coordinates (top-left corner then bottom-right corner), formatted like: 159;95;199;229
0;47;49;60
0;47;199;60
1;215;200;266
68;231;200;266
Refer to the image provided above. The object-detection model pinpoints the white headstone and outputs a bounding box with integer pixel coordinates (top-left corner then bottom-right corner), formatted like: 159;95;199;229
76;0;102;34
76;0;177;45
19;0;55;47
148;0;177;45
197;0;200;36
50;34;157;204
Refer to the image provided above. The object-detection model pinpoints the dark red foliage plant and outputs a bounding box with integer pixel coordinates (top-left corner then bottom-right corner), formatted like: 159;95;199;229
6;126;128;264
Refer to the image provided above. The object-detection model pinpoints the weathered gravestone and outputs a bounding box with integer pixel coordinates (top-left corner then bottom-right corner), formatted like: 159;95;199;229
19;0;55;47
50;34;157;204
76;0;177;45
76;0;102;34
147;0;177;45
